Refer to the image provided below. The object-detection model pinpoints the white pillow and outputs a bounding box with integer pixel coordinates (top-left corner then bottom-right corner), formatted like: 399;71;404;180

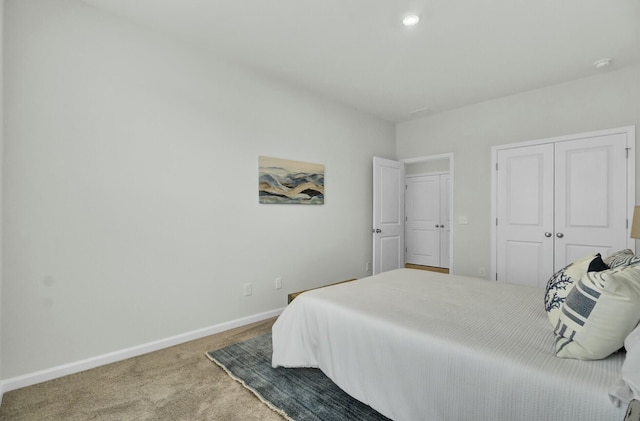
554;265;640;360
609;323;640;405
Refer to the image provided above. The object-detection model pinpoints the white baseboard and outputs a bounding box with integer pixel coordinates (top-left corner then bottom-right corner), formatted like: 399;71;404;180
0;307;285;399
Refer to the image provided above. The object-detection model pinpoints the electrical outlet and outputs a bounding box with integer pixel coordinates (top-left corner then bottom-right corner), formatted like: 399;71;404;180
479;267;485;277
366;262;371;272
275;277;282;290
243;283;252;296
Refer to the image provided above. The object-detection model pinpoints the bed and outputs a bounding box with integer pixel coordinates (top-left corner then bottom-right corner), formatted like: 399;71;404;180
271;268;628;421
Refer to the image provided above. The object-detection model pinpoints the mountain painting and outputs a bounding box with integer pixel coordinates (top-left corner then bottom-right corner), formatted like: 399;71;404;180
259;156;325;205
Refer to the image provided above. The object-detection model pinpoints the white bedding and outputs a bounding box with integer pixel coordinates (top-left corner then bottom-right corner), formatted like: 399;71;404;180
272;269;625;421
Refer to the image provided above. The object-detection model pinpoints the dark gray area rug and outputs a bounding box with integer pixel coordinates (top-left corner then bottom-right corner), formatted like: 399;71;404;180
206;333;390;421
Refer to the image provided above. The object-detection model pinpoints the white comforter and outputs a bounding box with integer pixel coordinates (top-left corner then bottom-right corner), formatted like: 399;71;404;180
272;269;625;421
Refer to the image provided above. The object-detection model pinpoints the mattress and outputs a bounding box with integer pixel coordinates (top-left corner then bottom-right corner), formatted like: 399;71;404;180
272;268;625;421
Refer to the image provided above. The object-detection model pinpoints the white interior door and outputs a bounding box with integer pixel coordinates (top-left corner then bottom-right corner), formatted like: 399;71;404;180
495;128;633;286
554;133;629;269
496;144;555;287
405;174;450;268
440;174;451;268
406;175;440;267
373;157;405;275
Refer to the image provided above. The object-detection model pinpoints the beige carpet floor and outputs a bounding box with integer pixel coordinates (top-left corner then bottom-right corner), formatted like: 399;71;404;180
0;318;285;421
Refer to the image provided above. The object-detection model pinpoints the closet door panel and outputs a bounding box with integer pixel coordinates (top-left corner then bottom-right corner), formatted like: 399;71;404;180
503;240;548;288
554;134;628;271
496;144;554;286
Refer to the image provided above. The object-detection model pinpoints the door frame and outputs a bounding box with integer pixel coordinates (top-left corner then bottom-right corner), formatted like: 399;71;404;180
402;153;455;273
490;125;636;281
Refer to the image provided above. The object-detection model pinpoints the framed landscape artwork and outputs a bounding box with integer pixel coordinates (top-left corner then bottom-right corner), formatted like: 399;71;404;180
259;156;325;205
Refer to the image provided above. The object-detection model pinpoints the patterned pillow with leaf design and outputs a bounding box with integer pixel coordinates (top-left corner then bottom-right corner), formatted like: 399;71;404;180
545;254;608;327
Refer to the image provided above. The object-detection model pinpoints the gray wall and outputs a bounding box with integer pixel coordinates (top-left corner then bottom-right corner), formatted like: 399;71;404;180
2;0;394;379
396;64;640;278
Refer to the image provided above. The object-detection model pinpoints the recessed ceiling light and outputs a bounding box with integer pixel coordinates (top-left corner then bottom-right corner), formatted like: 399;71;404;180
594;58;612;69
402;14;420;27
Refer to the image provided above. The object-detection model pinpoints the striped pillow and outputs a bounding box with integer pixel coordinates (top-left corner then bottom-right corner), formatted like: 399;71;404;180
554;266;640;360
604;249;640;269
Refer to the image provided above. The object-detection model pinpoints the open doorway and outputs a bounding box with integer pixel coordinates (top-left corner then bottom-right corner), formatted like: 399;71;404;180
372;153;454;275
402;154;454;273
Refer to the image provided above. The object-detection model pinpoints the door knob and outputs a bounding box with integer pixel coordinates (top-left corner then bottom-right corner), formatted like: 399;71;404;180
544;232;552;237
372;228;382;233
556;232;564;238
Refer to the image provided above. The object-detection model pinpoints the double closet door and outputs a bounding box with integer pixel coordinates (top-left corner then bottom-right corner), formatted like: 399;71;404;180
495;128;634;288
405;173;450;269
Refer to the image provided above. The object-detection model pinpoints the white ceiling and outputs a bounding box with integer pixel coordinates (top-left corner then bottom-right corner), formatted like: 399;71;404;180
82;0;640;122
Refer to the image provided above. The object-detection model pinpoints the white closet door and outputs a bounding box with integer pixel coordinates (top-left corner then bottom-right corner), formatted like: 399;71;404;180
554;134;629;270
496;144;555;287
406;175;441;267
440;174;451;269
